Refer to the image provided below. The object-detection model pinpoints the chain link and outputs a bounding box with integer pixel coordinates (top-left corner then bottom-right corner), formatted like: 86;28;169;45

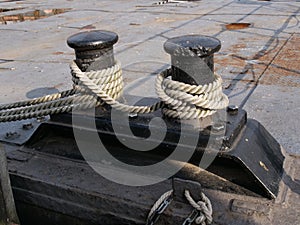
146;195;173;225
182;209;200;225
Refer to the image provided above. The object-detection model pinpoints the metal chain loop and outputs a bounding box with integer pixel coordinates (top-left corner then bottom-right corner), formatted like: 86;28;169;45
182;209;202;225
184;190;213;225
146;189;213;225
146;190;173;225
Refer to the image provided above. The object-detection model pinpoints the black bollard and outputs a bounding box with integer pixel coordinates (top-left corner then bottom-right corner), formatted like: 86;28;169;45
164;35;221;85
67;30;118;72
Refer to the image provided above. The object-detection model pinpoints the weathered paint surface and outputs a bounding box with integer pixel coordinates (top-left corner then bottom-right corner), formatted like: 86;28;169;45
0;0;299;154
0;1;299;224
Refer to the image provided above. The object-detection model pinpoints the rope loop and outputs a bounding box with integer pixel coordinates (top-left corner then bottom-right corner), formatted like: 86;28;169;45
155;70;229;119
0;60;229;122
184;190;213;225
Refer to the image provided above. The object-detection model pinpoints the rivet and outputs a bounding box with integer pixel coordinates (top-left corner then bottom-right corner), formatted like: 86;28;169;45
5;131;20;140
22;122;33;130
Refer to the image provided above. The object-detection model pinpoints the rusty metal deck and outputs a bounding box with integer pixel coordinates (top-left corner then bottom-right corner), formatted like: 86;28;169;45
0;0;299;154
0;0;299;224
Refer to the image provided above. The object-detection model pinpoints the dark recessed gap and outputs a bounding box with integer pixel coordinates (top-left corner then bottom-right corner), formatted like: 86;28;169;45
0;0;23;3
0;7;24;13
0;59;14;63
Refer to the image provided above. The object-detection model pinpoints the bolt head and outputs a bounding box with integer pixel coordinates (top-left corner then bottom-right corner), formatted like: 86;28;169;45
37;116;47;123
67;30;118;51
212;123;225;132
164;35;221;57
128;113;138;119
22;123;33;130
5;131;20;140
227;105;239;115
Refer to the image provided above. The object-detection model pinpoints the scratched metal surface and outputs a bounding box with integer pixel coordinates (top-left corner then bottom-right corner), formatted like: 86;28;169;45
0;0;299;154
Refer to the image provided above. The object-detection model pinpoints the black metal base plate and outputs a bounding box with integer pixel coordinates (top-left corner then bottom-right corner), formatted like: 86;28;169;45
22;107;285;199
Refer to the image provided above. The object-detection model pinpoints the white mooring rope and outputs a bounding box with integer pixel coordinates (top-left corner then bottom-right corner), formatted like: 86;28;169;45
0;60;228;122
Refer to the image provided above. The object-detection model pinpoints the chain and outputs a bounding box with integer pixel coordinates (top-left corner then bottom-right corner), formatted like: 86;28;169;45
184;190;213;225
146;194;173;225
182;209;201;225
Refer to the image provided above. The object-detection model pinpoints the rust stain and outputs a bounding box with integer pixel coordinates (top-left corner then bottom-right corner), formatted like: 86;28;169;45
80;24;96;30
271;38;300;71
52;51;64;55
226;36;287;63
216;55;247;69
260;34;300;87
216;55;251;77
260;67;300;87
216;56;261;83
0;8;70;25
51;83;64;89
155;17;176;23
225;23;252;30
217;36;291;84
230;43;247;49
152;15;194;25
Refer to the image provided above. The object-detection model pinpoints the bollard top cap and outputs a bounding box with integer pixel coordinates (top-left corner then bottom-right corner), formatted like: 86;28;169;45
67;30;118;51
164;35;221;57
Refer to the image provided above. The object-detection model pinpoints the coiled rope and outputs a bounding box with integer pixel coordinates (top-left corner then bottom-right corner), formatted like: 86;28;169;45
0;60;228;122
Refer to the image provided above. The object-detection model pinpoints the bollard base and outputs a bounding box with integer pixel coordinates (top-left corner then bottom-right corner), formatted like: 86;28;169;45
46;104;284;199
4;146;298;225
0;102;290;225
